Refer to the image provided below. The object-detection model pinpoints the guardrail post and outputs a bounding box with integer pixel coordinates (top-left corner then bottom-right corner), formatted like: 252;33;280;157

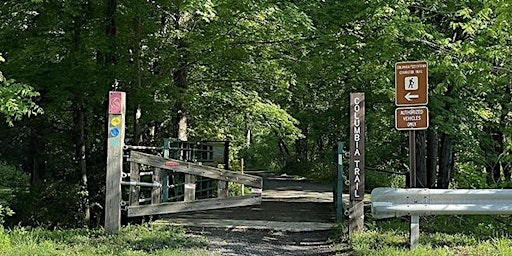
410;215;420;248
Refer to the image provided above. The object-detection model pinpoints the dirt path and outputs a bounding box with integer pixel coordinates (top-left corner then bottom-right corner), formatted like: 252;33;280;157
157;171;351;255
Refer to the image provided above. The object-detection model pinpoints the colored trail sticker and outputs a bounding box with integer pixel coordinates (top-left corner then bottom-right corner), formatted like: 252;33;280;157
111;139;119;147
110;117;121;126
110;128;120;137
109;92;122;114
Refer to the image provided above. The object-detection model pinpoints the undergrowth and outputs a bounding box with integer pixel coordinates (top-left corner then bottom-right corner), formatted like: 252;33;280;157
347;214;512;255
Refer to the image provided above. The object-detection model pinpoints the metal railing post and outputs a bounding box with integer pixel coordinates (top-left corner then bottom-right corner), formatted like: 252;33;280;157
336;142;344;222
410;215;419;249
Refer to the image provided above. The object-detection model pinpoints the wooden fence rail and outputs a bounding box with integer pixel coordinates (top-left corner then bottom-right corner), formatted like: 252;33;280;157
125;151;263;217
129;151;262;188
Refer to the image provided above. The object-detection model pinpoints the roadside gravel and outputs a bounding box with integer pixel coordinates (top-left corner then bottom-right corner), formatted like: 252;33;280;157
186;227;350;256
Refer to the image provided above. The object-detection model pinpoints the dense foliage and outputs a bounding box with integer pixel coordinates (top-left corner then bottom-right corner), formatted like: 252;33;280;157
0;0;510;227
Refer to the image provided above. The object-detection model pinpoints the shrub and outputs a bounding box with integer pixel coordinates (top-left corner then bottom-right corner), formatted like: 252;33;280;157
0;162;29;189
8;180;86;228
0;162;27;227
0;205;14;226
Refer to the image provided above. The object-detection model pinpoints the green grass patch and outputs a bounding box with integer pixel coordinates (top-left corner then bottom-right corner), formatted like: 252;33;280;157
0;223;208;256
347;215;512;255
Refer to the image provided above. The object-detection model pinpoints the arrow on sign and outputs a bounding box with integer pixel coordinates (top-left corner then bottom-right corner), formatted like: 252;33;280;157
405;92;419;101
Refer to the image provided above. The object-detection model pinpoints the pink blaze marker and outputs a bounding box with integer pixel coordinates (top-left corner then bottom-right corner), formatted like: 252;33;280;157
109;92;123;114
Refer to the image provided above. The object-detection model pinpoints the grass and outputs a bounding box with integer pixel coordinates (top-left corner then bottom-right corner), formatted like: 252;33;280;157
2;213;511;255
345;214;512;255
0;223;209;256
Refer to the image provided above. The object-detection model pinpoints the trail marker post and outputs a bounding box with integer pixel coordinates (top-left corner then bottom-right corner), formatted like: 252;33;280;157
105;91;126;233
349;93;365;234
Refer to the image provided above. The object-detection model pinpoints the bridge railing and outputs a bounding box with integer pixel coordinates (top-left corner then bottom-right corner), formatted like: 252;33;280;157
124;151;263;217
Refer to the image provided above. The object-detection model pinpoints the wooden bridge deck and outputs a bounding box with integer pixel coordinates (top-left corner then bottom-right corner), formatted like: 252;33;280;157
156;171;337;231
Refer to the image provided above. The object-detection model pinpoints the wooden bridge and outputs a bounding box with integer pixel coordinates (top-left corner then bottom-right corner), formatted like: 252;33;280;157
125;151;263;217
104;91;335;233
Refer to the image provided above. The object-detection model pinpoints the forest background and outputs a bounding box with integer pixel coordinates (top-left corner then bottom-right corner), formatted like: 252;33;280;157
0;0;511;228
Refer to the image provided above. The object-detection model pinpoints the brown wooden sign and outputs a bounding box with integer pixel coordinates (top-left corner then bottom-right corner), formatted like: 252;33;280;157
395;106;429;130
395;61;428;106
349;93;365;201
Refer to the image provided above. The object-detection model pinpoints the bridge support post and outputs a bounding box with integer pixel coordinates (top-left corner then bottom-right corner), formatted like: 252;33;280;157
152;168;162;204
185;174;196;202
129;162;140;206
217;141;230;198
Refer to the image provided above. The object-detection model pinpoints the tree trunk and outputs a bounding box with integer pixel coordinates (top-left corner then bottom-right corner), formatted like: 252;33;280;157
172;8;189;141
280;138;291;156
133;15;142;146
177;110;188;141
485;130;504;185
426;130;438;188
105;0;117;65
437;133;452;188
415;130;427;188
503;162;511;182
75;101;90;226
30;127;44;185
134;105;141;145
71;3;91;226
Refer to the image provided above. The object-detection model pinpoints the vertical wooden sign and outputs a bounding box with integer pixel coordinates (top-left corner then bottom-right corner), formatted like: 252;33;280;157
349;93;365;233
105;91;126;233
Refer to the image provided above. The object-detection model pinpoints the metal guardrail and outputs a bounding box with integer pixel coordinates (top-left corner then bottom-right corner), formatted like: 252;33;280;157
371;187;512;218
371;187;512;248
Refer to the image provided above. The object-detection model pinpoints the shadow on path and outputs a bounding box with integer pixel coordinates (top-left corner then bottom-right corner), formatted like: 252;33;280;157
162;171;335;225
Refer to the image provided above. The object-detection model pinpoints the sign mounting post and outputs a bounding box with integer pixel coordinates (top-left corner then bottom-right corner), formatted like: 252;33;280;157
394;60;429;188
394;61;428;249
